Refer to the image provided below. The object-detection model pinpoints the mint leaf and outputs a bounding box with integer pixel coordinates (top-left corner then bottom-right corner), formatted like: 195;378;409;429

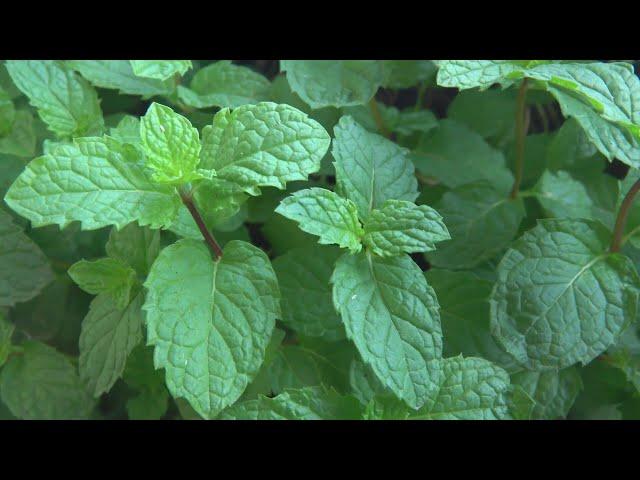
144;239;280;419
127;388;169;420
220;386;363;419
0;85;15;136
275;187;363;252
332;115;418;220
412;357;512;419
79;290;144;396
0;314;14;368
280;60;385;109
178;61;270;109
363;199;450;257
68;60;174;98
68;257;137;308
411;119;514;190
264;344;351;394
140;103;202;184
6;60;103;138
437;60;522;90
511;367;583;419
349;359;387;405
272;246;345;340
534;170;594;219
331;251;442;408
427;182;525;270
490;218;640;370
0;110;36;157
130;60;192;81
109;116;140;145
551;86;640;168
343;102;438;137
5;137;181;230
105;222;160;276
426;269;519;372
447;89;517;144
366;356;512;420
0;208;54;307
522;62;640;136
199;102;330;195
382;60;437;89
0;341;95;419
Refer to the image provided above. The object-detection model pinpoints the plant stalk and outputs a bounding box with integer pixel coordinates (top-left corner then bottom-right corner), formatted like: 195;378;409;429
369;98;390;138
179;189;223;259
610;177;640;253
509;79;529;199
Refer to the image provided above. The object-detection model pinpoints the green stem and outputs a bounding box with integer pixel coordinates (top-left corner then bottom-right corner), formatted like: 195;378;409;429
369;98;390;138
509;79;529;199
610;177;640;253
179;187;223;259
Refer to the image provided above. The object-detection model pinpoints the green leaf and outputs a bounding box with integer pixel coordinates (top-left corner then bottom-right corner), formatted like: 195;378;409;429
511;367;583;419
363;199;449;257
426;269;520;372
5;136;181;230
177;61;270;109
534;170;594;219
349;359;387;405
546;117;597;171
264;344;351;394
219;386;363;419
331;250;442;408
427;182;525;270
381;60;437;89
109;115;141;145
127;388;169;420
144;239;280;419
412;357;512;419
123;345;167;393
437;60;522;90
105;222;160;277
0;341;95;419
199;102;330;196
0;208;54;307
490;218;640;370
130;60;192;81
522;62;640;136
0;85;15;136
332;115;418;220
140;103;202;184
68;257;137;308
280;60;385;109
447;88;517;144
367;356;513;420
0;313;14;368
549;86;640;168
505;133;552;189
410;119;513;190
275;187;363;252
272;246;345;341
342;102;438;137
507;385;536;420
68;60;174;98
6;60;103;138
79;290;144;396
0;110;37;157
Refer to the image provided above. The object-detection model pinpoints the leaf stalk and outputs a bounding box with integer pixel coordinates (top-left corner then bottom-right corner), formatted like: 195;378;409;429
610;177;640;253
509;79;529;199
179;188;224;259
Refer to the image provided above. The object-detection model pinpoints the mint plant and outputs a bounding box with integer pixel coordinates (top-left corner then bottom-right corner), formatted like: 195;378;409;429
1;59;640;420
